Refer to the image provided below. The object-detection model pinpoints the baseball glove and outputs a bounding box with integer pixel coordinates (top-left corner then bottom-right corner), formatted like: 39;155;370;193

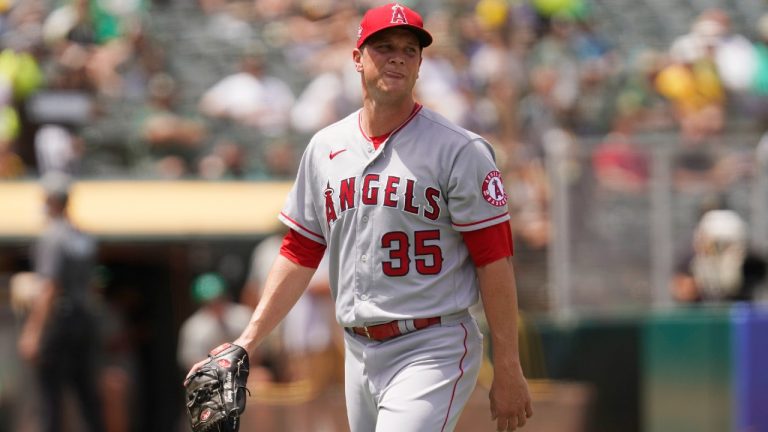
184;343;250;432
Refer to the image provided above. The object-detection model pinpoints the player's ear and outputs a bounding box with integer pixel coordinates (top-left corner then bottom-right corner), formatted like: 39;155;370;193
353;49;363;72
417;56;422;78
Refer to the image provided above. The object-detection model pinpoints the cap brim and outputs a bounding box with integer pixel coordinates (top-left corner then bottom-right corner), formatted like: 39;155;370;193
407;26;432;47
358;24;433;48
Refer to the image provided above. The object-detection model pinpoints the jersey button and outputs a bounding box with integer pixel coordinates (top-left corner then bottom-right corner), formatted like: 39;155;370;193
360;294;369;301
361;255;368;262
362;216;369;223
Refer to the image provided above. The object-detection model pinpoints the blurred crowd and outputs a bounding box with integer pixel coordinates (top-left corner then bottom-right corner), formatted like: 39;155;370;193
0;0;767;238
0;0;766;220
4;1;768;430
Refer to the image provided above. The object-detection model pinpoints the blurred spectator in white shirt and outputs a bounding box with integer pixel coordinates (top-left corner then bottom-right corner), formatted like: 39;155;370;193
290;63;359;134
693;9;757;95
34;124;82;175
199;52;295;137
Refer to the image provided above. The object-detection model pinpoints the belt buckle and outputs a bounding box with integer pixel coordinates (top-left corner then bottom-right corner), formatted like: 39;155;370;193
363;326;371;338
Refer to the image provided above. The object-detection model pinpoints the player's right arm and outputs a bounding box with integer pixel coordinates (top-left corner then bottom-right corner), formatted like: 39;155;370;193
232;254;317;355
184;254;316;380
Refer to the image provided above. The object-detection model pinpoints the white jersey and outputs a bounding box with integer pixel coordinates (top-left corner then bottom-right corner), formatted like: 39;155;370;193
279;105;509;327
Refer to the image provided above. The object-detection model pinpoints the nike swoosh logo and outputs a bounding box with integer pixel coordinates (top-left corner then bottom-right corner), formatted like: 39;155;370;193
329;149;348;160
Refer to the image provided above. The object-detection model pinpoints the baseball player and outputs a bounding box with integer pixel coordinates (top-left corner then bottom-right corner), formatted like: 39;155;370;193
187;3;532;431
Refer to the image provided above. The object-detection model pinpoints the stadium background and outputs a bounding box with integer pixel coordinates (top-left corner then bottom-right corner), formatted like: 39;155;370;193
1;0;768;431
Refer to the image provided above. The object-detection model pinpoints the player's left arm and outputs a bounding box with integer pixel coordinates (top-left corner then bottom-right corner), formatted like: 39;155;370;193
477;257;533;431
448;136;532;427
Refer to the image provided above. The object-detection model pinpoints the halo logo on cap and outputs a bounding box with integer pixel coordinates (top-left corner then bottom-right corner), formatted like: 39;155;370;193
390;4;407;24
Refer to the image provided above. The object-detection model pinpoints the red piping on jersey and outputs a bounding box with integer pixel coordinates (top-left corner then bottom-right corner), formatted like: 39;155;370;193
441;323;469;432
358;103;422;143
452;212;509;228
279;212;325;243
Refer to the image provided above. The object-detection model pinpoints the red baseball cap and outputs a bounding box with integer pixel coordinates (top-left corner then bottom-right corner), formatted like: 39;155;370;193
357;3;433;49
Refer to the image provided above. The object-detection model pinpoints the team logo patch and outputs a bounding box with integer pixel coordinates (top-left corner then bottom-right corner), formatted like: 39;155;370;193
391;4;407;24
482;170;507;207
200;408;212;422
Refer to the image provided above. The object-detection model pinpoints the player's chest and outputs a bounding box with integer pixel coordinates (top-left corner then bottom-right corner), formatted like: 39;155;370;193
320;135;445;185
315;138;447;220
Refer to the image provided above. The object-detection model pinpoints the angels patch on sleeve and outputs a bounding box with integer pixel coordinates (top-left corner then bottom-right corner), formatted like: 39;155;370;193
482;170;507;207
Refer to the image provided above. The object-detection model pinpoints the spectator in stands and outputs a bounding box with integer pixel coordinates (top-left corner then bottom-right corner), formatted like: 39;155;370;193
198;50;295;137
203;1;254;47
746;14;768;127
0;35;45;168
42;0;145;98
655;30;725;143
505;156;550;251
289;63;359;134
262;138;299;180
0;79;19;138
0;6;45;103
753;14;768;93
197;137;248;180
570;17;617;135
0;137;24;178
417;41;471;127
17;172;106;432
672;209;767;303
34;124;83;176
114;24;168;102
612;49;673;132
526;14;581;125
694;9;757;98
0;78;24;178
518;65;565;158
287;6;360;134
136;73;207;178
571;56;615;135
592;116;649;194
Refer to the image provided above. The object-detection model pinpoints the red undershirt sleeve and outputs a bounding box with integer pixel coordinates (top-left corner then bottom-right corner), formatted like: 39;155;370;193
279;229;327;268
461;221;514;267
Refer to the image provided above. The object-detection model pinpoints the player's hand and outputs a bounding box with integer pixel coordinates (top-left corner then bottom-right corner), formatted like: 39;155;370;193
489;361;533;431
182;337;257;385
183;358;211;386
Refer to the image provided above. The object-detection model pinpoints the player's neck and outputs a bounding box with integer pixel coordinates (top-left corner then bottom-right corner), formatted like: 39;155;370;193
360;97;417;138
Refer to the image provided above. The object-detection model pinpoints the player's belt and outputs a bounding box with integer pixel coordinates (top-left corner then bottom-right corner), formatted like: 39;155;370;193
350;317;442;341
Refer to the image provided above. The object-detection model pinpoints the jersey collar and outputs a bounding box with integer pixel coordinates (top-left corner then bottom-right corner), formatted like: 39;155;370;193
358;103;423;149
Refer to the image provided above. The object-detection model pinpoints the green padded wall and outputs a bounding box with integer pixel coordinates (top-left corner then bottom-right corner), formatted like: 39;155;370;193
642;307;733;432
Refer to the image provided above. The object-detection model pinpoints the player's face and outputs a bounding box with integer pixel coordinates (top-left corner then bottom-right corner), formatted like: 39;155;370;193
354;28;422;102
